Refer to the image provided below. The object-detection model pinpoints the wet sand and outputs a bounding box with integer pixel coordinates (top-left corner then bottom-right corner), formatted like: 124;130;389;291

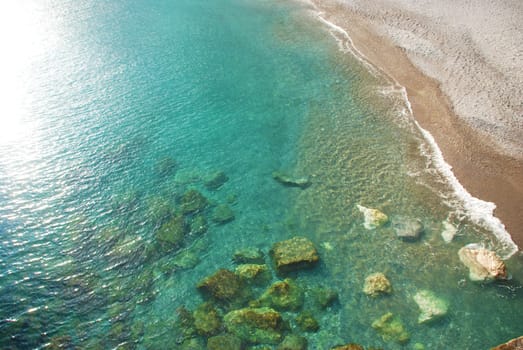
309;0;523;249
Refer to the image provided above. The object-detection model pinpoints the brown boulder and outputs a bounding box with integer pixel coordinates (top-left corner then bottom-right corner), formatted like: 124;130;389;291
271;236;319;273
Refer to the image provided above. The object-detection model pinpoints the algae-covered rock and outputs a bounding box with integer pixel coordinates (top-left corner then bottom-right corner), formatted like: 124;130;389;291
180;189;208;214
277;334;308;350
180;337;206;350
392;217;423;242
233;248;265;264
193;302;222;336
357;205;388;229
363;272;392;297
272;171;311;189
155;157;177;177
212;204;235;224
296;311;319;332
224;307;285;344
458;244;507;282
189;214;208;235
413;290;448;324
172;250;200;270
331;344;364;350
197;269;244;302
204;171;229;190
271;236;319;273
156;214;186;248
174;306;196;341
236;264;271;285
313;287;338;309
257;279;304;311
371;312;410;344
207;334;242;350
146;196;175;223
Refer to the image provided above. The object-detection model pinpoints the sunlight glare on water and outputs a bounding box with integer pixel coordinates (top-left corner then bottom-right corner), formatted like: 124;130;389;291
0;1;52;146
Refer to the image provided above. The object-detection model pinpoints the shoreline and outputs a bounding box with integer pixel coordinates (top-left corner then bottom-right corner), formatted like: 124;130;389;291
308;0;523;252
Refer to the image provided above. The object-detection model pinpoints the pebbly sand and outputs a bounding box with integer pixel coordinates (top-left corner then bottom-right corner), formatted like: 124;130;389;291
308;0;523;249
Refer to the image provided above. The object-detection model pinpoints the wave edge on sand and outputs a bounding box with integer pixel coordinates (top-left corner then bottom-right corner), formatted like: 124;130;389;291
306;4;518;258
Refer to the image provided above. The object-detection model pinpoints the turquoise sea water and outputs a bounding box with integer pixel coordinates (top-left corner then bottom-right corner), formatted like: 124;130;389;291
0;0;522;349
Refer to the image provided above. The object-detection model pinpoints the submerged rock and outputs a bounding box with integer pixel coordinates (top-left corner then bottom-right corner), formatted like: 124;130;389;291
257;279;304;311
277;334;308;350
180;189;208;214
363;272;392;297
392;217;424;241
233;247;265;264
272;171;311;189
207;334;242;350
193;302;223;336
296;311;319;332
197;269;245;303
156;214;186;248
413;290;448;324
189;214;208;235
441;220;457;243
491;336;523;350
371;312;410;344
235;264;271;285
357;205;388;229
312;286;339;309
155;156;177;177
212;204;235;224
271;236;319;273
204;171;229;190
458;244;507;281
224;307;286;344
331;345;364;350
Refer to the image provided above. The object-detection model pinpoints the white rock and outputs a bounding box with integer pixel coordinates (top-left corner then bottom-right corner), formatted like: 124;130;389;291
458;244;507;281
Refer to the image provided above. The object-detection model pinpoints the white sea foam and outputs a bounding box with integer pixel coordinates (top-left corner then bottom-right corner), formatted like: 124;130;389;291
314;12;518;259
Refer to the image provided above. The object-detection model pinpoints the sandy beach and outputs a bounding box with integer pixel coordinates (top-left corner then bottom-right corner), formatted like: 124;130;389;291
310;0;523;250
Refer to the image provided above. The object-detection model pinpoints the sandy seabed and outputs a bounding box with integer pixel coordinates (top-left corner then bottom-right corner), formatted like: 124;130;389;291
308;0;523;249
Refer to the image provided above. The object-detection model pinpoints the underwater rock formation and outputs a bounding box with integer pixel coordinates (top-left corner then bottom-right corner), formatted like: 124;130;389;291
312;286;339;309
207;334;242;350
392;217;424;242
212;204;235;224
233;247;265;264
155;156;177;177
357;205;388;229
296;311;319;332
363;272;392;297
180;189;208;214
235;264;271;285
257;278;304;311
189;214;208;236
156;214;186;249
204;171;229;190
224;307;286;344
277;334;308;350
193;302;223;336
458;244;507;281
371;312;410;344
197;269;244;302
272;171;311;189
413;290;448;324
271;236;319;273
330;344;364;350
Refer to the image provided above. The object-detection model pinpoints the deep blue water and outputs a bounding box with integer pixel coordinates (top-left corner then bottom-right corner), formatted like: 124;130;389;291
0;0;522;349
